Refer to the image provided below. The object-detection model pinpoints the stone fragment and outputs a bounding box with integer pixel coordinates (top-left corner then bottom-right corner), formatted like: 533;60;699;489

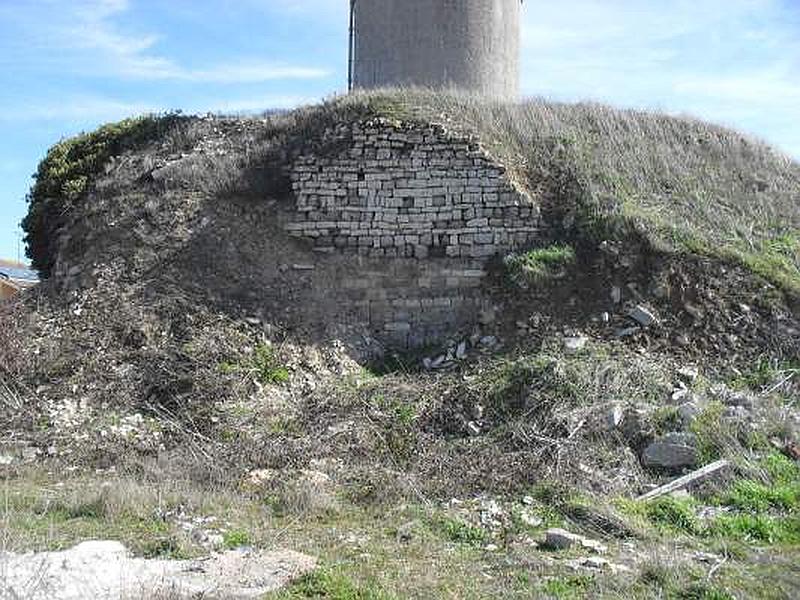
456;341;468;360
628;305;658;327
677;366;699;384
606;404;624;430
0;541;316;600
614;326;640;338
466;421;481;437
563;336;588;355
544;529;606;554
643;433;698;470
544;528;583;550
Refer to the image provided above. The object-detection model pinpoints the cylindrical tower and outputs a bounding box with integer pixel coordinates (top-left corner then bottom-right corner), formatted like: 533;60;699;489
349;0;521;100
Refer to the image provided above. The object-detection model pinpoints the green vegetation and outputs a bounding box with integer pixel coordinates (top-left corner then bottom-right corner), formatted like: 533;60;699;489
438;516;488;547
540;575;593;599
335;89;800;295
222;528;251;549
252;343;291;384
504;244;576;287
22;113;185;277
625;453;800;546
729;358;800;391
272;567;396;600
221;342;290;385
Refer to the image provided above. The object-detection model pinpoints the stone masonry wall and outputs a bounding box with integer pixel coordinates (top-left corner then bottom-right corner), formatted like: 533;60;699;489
281;119;543;348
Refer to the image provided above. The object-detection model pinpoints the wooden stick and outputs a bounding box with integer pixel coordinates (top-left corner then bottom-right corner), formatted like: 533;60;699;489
637;459;730;502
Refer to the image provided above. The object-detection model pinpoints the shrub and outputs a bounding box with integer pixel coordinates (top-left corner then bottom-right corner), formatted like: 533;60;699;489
222;529;251;549
22;113;185;277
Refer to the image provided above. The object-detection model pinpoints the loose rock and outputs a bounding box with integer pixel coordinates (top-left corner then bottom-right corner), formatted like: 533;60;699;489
643;433;698;470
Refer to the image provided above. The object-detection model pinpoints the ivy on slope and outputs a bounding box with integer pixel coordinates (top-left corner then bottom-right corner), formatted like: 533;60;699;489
22;113;185;278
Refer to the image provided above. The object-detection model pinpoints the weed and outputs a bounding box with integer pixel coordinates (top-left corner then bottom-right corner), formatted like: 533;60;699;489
504;244;576;288
720;479;799;513
652;406;683;434
438;516;487;547
540;575;593;599
222;528;251;549
689;403;729;464
270;567;396;600
708;513;800;544
646;497;701;535
678;582;736;600
220;343;290;385
252;344;291;384
22;113;186;277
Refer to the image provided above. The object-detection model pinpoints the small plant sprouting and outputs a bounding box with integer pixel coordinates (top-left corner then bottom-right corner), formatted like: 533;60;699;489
222;529;251;549
219;342;290;385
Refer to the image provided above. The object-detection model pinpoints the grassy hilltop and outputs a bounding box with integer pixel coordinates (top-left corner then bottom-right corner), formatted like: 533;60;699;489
3;91;800;599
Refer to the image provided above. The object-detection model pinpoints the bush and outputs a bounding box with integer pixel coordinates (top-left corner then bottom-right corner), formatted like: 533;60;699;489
22;113;185;277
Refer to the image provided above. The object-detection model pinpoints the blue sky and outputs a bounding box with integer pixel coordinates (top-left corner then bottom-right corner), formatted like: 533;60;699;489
1;0;799;261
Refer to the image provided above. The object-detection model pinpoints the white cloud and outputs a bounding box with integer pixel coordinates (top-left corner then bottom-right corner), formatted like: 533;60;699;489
520;0;800;156
6;0;329;83
0;96;157;123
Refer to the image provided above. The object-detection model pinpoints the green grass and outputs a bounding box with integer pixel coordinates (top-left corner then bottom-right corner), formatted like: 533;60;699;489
270;567;397;600
504;244;576;287
540;575;594;599
220;342;290;385
437;516;488;547
331;89;800;296
625;453;800;546
252;343;291;384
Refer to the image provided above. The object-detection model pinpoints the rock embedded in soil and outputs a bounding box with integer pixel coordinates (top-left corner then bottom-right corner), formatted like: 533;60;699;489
544;529;607;554
642;433;698;470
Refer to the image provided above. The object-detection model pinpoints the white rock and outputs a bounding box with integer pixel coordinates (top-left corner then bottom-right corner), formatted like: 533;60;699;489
456;341;468;360
628;305;658;327
563;336;588;355
0;541;315;600
677;366;699;383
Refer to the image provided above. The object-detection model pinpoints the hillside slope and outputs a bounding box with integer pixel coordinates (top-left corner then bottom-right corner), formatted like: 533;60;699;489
2;92;799;599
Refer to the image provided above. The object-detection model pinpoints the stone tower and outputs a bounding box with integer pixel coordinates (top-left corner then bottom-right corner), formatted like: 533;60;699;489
348;0;521;100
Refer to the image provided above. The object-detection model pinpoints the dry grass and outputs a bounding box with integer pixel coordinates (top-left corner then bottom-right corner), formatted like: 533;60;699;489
319;89;800;295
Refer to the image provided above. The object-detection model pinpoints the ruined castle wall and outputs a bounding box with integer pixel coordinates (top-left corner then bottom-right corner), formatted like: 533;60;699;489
278;119;543;348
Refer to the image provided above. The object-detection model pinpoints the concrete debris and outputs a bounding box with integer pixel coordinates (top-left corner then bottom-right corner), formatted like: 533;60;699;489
566;556;632;574
519;509;544;529
606;404;625;430
0;540;315;600
637;460;730;501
